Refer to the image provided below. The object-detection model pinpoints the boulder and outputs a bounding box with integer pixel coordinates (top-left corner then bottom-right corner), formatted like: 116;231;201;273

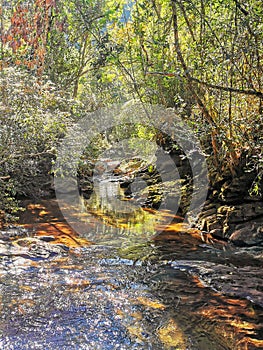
229;226;263;246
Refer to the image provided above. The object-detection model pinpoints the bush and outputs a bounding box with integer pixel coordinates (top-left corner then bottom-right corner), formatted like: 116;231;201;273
0;67;86;220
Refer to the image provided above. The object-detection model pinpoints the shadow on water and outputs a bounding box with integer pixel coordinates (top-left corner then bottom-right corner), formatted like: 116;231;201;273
0;178;263;349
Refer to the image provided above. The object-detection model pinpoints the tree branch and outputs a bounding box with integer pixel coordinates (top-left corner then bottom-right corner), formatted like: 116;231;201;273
146;71;263;98
235;0;249;16
171;0;216;127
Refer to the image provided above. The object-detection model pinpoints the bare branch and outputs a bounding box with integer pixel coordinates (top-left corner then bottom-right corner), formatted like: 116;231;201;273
171;0;217;129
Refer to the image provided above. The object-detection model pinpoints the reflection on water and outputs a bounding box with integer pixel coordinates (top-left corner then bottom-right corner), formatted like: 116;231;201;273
54;170;186;247
0;183;263;349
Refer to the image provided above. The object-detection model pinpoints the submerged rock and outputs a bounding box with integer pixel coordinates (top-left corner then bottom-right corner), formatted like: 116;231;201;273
171;260;263;308
0;236;69;260
0;226;29;241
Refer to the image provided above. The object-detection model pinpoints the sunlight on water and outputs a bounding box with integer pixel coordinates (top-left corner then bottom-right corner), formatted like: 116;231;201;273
0;244;262;350
0;194;262;349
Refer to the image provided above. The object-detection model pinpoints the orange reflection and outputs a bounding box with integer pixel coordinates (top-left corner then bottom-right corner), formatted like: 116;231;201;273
193;275;263;349
19;199;228;249
19;200;92;248
136;296;166;310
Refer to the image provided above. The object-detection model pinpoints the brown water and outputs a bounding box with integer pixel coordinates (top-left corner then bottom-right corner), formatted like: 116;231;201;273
0;198;262;350
0;182;263;349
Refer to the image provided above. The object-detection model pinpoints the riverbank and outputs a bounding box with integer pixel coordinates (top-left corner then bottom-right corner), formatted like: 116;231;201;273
198;172;263;247
1;158;262;251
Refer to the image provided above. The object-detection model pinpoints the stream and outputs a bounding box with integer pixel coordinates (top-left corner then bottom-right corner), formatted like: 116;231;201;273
0;166;263;349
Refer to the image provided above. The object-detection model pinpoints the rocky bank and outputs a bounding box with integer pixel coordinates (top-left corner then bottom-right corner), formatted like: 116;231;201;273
198;172;263;247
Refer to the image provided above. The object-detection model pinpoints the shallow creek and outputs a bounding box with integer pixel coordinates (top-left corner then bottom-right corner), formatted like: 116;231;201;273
0;182;263;349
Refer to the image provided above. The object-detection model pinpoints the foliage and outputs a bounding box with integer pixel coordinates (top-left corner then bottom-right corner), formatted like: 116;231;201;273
0;0;262;219
100;0;263;181
1;0;58;74
0;67;85;219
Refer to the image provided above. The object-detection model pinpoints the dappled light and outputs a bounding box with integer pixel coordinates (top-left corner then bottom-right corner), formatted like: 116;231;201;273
0;0;263;348
0;197;258;348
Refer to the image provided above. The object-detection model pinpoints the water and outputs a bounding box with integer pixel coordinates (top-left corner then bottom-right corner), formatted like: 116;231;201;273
0;172;263;349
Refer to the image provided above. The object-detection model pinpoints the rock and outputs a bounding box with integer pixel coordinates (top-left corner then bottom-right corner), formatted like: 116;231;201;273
198;207;217;219
202;201;218;211
218;173;256;203
229;227;263;246
226;208;244;223
203;214;222;231
195;159;263;250
171;260;263;308
209;228;224;239
217;205;233;215
0;226;29;241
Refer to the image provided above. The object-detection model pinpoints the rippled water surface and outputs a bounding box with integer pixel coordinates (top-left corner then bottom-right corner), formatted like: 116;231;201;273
0;195;263;349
